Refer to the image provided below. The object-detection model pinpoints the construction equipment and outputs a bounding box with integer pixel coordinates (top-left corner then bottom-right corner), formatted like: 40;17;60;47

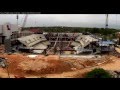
18;14;28;33
22;14;28;29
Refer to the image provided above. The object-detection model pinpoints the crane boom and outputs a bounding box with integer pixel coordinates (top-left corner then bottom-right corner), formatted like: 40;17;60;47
22;14;28;28
19;14;28;33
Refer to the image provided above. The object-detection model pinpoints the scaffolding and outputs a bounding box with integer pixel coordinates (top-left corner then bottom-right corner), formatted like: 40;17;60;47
45;33;77;54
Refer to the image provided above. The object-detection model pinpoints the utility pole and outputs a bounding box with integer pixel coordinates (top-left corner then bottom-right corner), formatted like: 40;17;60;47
105;14;109;29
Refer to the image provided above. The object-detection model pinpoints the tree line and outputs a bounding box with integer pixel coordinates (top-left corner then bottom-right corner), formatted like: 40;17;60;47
23;27;120;40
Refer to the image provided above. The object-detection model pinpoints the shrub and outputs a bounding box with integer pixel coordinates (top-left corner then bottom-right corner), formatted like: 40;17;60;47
85;68;113;78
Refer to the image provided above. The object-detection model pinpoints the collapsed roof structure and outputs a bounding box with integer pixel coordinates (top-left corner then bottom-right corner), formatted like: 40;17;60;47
71;35;98;54
17;34;50;54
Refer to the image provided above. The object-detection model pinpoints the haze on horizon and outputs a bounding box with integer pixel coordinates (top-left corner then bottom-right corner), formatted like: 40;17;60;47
0;14;120;29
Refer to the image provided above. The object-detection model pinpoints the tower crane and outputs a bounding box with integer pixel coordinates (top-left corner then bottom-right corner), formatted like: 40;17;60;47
16;14;18;27
22;14;28;29
105;14;109;29
17;14;28;33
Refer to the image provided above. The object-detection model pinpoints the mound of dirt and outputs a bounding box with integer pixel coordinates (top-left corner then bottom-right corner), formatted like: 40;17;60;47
83;60;97;67
0;53;114;78
0;54;72;75
18;59;72;74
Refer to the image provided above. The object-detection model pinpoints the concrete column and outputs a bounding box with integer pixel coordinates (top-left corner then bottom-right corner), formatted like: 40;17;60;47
4;39;12;53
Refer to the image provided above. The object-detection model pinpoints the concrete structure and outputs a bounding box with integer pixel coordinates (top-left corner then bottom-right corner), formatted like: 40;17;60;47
0;23;20;53
20;30;34;37
17;34;50;54
2;23;19;39
71;35;98;54
0;23;19;44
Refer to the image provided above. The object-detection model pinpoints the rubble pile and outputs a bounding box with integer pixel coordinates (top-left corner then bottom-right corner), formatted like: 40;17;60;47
62;59;97;69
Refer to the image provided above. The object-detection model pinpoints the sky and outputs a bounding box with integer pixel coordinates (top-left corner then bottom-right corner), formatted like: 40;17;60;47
0;14;120;29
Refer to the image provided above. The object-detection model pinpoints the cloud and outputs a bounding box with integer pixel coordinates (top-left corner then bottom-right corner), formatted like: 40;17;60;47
0;14;119;29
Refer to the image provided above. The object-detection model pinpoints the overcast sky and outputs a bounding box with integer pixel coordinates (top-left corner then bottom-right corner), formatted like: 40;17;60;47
0;14;120;29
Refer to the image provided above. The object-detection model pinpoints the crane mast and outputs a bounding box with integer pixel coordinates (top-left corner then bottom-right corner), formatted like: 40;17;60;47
105;14;108;29
16;14;18;27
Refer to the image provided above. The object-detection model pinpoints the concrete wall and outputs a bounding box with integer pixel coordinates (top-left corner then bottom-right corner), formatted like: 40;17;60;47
2;23;19;39
0;25;3;34
0;25;3;44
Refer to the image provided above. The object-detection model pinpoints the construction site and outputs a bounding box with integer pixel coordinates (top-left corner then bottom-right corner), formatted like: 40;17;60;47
1;14;120;78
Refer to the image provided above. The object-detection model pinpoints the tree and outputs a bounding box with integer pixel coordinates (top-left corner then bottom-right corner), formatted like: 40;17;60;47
85;68;113;78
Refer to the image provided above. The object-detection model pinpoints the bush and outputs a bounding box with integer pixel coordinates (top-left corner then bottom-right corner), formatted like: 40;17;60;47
85;68;113;78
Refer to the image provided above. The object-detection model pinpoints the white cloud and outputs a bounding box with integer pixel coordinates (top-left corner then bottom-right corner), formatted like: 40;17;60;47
0;14;119;29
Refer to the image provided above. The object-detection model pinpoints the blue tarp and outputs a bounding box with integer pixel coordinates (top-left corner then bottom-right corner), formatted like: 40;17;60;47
98;40;115;46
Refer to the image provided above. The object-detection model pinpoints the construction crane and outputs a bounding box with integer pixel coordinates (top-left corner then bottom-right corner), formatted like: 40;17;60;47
18;14;28;33
16;14;19;27
105;14;109;29
22;14;28;29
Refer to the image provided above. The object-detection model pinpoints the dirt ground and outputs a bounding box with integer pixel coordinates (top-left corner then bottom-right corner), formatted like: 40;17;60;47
0;53;118;78
0;45;120;78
